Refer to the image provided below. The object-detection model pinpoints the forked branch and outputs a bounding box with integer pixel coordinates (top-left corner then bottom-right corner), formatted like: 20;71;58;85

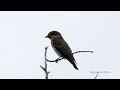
40;46;93;79
46;47;93;63
40;46;50;79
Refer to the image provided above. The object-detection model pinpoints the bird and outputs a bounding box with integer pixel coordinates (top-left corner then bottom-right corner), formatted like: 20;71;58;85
45;31;79;70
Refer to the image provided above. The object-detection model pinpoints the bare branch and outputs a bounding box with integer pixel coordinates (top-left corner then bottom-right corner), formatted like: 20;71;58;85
73;51;93;54
40;46;50;79
40;46;93;79
46;57;63;63
40;66;45;71
94;72;99;79
46;47;93;63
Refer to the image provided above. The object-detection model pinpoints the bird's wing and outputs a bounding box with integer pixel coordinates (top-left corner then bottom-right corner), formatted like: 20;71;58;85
52;37;76;63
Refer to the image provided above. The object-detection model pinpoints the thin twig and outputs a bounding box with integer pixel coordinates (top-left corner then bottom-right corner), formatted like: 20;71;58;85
46;48;93;63
40;46;50;79
46;57;63;63
40;46;93;79
94;72;99;79
73;51;93;54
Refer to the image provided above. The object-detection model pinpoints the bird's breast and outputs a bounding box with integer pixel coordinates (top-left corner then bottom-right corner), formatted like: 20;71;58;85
51;41;62;57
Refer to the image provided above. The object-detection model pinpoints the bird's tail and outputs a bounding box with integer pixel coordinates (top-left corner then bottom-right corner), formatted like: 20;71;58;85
72;63;79;70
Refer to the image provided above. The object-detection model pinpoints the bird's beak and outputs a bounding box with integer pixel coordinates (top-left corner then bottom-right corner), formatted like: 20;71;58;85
45;36;48;38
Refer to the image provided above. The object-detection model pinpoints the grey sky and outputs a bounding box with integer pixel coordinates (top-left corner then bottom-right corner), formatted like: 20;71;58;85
0;11;120;79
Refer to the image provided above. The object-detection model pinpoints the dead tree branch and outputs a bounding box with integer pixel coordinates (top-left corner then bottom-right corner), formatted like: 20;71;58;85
46;47;93;63
94;72;99;79
40;46;50;79
73;51;93;54
40;46;93;79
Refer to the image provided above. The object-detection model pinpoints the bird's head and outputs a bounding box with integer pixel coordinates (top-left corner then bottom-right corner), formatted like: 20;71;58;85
45;31;62;40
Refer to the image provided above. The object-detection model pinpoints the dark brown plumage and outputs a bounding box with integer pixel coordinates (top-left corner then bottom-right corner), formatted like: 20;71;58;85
45;31;79;70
